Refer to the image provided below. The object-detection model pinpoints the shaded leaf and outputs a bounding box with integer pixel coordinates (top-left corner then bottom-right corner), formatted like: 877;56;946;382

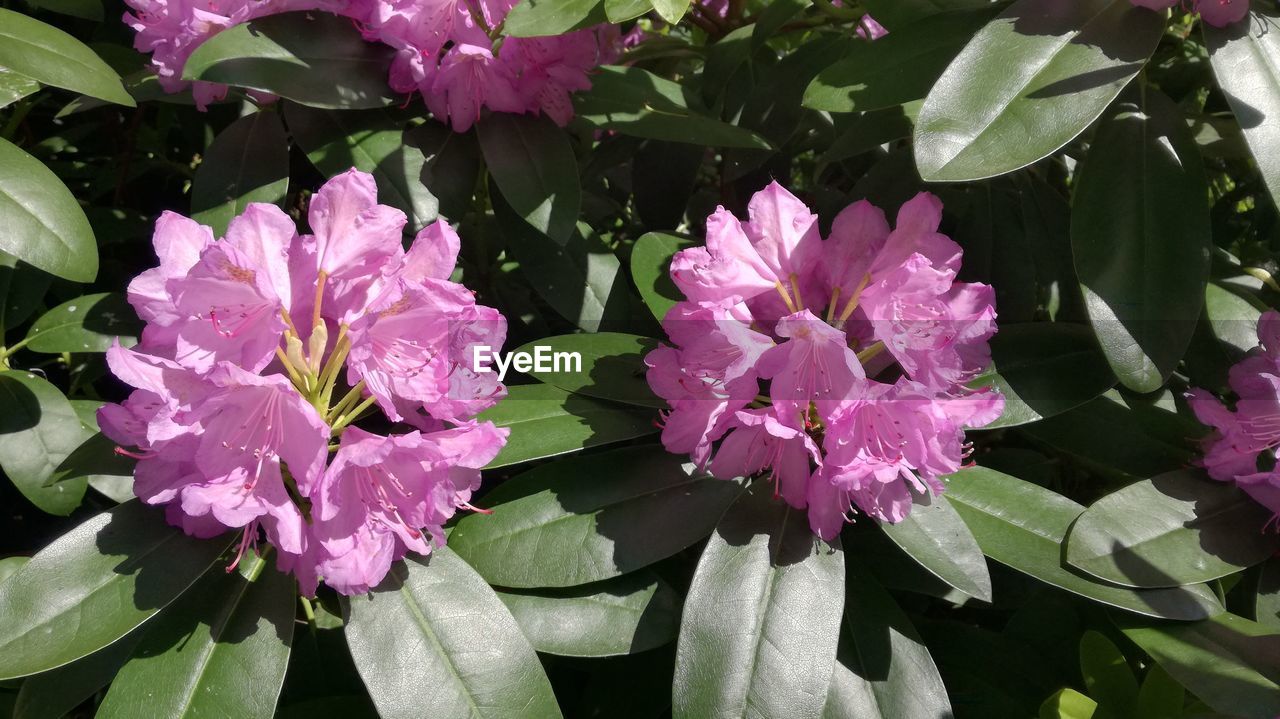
190;110;290;236
512;332;661;408
0;137;97;282
24;292;140;353
0;9;132;106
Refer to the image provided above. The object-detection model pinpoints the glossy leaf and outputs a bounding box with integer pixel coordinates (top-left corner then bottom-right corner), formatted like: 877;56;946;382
878;492;992;602
1073;88;1210;392
97;552;295;719
0;370;91;514
1039;689;1097;719
804;8;998;113
1206;7;1280;210
574;66;772;150
24;0;103;20
0;9;132;106
344;549;562;719
512;333;662;408
913;0;1162;181
673;481;843;719
630;232;691;323
1065;470;1280;588
450;446;742;587
0;67;39;109
184;12;397;109
650;0;690;23
47;432;135;495
970;322;1115;429
497;570;681;657
478;112;581;245
503;0;607;37
1078;630;1138;717
0;137;97;282
475;383;657;468
1120;612;1280;718
24;292;140;353
944;467;1222;620
0;249;52;331
0;501;232;679
13;627;145;719
190;110;290;236
604;0;651;22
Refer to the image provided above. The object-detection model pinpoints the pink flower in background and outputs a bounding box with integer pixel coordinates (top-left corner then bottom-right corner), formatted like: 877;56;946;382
1128;0;1250;26
646;183;1001;539
102;169;507;595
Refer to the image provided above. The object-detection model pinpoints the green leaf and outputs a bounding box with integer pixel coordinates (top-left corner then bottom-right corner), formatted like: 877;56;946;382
878;493;992;602
673;481;844;719
0;249;52;331
97;552;294;719
24;292;140;353
1257;556;1280;630
190;110;290;236
475;383;657;468
13;627;145;719
496;570;681;657
1039;688;1098;719
0;67;39;109
824;559;952;718
0;9;132;106
944;467;1222;620
503;0;607;37
804;8;998;113
1079;630;1138;717
1205;7;1280;211
573;66;773;150
1072;88;1210;392
651;0;690;23
344;549;562;719
816;104;917;169
604;0;651;22
863;0;996;27
630;232;691;323
0;137;97;282
1204;282;1264;356
970;322;1115;429
479;112;581;245
913;0;1162;181
492;188;637;332
751;0;808;46
450;446;742;587
184;12;397;110
0;501;233;679
0;557;27;585
512;333;662;408
286;105;478;230
1135;664;1183;719
1120;612;1280;718
47;432;135;495
0;370;91;514
24;0;103;21
1065;470;1280;588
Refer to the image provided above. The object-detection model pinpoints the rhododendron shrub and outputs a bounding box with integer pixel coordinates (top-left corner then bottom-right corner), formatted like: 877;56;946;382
647;184;1002;538
7;0;1280;716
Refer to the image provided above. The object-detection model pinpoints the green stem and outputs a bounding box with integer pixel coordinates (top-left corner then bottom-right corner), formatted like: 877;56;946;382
0;334;36;364
331;395;377;435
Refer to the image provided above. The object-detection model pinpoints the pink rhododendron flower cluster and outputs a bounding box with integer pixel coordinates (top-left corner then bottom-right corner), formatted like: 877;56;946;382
1188;310;1280;520
645;183;1003;540
99;169;508;595
124;0;620;130
1130;0;1250;26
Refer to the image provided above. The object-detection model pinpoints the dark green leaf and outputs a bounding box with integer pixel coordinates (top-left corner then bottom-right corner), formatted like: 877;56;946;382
944;467;1222;620
604;0;651;22
47;432;135;493
630;232;691;323
503;0;607;37
751;0;808;46
190;111;290;236
816;105;917;169
24;292;140;353
0;9;132;106
184;12;397;110
0;137;97;282
512;333;661;408
878;493;992;602
1135;664;1183;719
804;8;998;113
0;67;39;109
479;112;581;245
0;501;232;679
1065;470;1280;588
1079;630;1138;717
914;0;1162;181
1120;612;1280;718
651;0;690;23
13;627;145;719
24;0;103;21
476;383;657;468
96;552;294;719
573;66;773;150
1257;556;1280;630
673;481;843;719
497;570;681;656
970;322;1115;428
1205;7;1280;211
1073;88;1210;392
0;370;90;515
0;249;52;331
450;446;741;587
344;549;562;719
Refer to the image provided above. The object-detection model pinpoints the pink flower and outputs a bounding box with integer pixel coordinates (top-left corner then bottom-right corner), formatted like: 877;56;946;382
101;168;508;595
647;184;1001;539
1128;0;1250;26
